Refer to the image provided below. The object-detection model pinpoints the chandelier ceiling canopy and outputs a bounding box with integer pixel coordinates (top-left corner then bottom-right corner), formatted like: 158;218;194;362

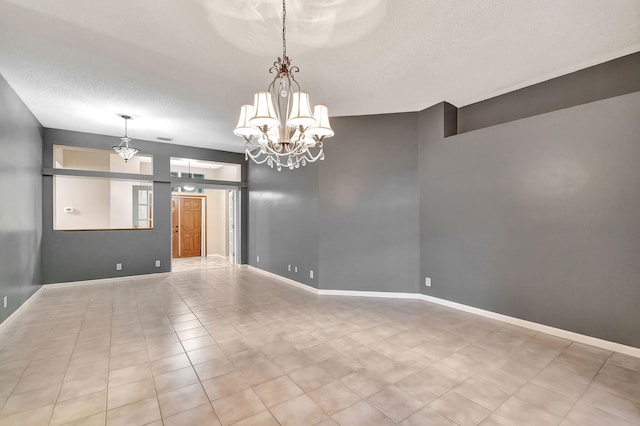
234;0;334;171
112;114;140;163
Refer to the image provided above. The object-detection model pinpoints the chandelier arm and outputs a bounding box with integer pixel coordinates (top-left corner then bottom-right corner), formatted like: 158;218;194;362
245;147;270;165
303;144;325;163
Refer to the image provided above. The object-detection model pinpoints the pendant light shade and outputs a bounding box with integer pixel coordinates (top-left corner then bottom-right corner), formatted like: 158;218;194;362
249;92;279;128
234;105;262;137
307;105;334;138
287;92;315;128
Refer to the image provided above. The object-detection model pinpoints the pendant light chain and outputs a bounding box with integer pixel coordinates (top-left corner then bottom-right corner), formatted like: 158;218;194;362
282;0;287;58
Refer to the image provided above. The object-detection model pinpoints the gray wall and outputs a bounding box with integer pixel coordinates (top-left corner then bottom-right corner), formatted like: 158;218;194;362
0;75;42;322
42;128;247;283
458;52;640;133
318;114;420;293
248;161;319;287
247;54;640;347
420;92;640;347
247;113;420;293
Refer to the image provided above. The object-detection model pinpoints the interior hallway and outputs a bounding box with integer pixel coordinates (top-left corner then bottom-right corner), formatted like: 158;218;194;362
0;267;638;425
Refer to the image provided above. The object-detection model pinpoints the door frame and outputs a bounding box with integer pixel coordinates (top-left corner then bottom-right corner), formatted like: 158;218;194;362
171;194;207;258
169;183;241;269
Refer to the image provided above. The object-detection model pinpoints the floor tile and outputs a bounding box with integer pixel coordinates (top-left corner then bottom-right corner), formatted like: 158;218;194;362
50;390;106;425
154;366;199;394
367;385;424;423
399;406;457;426
157;382;209;418
0;404;54;426
253;375;304;408
107;378;156;410
429;391;491;426
493;396;563;426
332;399;394;426
514;382;576;417
211;388;266;425
453;378;510;410
289;365;335;392
193;357;236;381
163;402;220;426
108;363;152;388
59;375;108;402
0;383;60;417
106;397;161;426
229;410;279;426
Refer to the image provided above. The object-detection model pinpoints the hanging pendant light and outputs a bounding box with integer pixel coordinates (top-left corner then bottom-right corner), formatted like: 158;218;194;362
113;115;140;163
233;0;334;171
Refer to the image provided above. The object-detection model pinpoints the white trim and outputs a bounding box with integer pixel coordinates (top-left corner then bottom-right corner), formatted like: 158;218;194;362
243;266;640;358
318;289;423;299
0;286;45;333
43;272;172;289
245;265;318;294
419;294;640;358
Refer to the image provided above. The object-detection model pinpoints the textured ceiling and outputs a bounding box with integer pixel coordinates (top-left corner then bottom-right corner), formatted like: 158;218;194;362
1;0;639;152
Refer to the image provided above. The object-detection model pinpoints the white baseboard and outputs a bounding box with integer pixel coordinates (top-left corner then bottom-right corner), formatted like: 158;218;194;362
245;265;319;294
245;265;640;358
0;286;45;334
419;294;640;358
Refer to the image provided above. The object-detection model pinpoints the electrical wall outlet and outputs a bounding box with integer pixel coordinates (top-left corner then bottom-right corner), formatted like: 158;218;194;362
288;264;291;271
116;263;123;271
155;260;161;268
257;256;260;263
310;270;314;279
294;266;298;273
3;296;7;308
425;277;431;287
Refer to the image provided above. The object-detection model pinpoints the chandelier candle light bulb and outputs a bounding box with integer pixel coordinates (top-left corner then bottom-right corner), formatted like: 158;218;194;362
233;0;334;171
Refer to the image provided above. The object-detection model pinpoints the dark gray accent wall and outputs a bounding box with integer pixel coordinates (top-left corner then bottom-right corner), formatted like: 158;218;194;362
420;92;640;347
42;128;247;283
0;75;42;322
318;114;420;293
248;161;319;287
248;56;640;348
458;52;640;133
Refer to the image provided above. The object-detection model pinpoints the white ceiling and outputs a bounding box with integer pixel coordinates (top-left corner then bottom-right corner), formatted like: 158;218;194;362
1;0;639;153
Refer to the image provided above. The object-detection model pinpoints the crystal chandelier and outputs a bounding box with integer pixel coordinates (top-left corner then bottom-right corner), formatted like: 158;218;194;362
233;0;334;171
112;114;140;163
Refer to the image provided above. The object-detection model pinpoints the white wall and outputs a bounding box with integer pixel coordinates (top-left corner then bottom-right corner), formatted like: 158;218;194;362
54;176;110;230
204;189;228;256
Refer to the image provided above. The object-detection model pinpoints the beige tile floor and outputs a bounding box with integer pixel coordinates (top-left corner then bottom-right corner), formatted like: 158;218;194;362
171;256;233;273
0;266;639;425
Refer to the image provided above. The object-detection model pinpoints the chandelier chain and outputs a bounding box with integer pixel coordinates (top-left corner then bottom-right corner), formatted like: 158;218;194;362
282;0;286;58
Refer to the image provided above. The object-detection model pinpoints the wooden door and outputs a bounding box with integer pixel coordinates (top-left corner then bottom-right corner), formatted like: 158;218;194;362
179;197;202;257
171;198;179;258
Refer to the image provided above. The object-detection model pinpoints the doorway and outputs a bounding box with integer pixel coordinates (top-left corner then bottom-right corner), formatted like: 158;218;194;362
171;196;204;258
171;188;239;272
